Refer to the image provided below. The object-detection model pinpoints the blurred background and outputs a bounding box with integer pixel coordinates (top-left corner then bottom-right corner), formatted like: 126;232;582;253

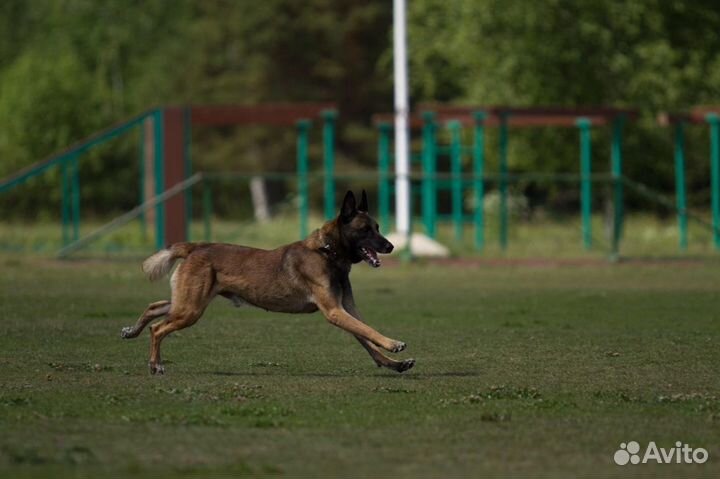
1;0;720;258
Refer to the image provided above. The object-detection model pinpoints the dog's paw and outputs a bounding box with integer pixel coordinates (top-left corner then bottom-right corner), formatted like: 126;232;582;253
120;326;135;339
396;358;415;373
390;341;406;353
148;362;165;375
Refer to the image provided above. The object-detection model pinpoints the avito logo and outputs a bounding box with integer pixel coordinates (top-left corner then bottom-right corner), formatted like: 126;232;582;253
614;441;709;465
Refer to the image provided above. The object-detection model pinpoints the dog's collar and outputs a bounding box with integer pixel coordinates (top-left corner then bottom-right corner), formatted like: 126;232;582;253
319;243;337;260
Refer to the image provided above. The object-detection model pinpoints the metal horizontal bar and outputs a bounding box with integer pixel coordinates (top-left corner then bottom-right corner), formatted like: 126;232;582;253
621;176;720;234
57;173;203;258
202;171;302;181
200;170;615;184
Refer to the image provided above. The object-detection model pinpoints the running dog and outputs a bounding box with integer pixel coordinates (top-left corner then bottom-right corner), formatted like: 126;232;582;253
121;190;415;375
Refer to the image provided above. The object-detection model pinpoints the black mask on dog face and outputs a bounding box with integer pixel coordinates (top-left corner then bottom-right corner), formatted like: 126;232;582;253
338;190;394;267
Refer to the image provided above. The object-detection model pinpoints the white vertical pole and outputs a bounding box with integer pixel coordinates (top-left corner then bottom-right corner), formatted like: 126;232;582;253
393;0;411;243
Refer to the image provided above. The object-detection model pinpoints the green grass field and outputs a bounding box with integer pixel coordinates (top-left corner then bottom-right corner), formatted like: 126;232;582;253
1;254;719;478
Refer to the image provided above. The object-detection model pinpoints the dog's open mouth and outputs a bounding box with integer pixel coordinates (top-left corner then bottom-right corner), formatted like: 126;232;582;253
360;246;381;268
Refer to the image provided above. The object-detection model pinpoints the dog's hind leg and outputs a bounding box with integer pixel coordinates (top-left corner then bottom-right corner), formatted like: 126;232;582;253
147;264;215;375
121;300;171;339
147;302;211;375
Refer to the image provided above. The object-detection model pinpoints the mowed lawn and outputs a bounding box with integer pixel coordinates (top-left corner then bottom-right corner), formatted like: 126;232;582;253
1;255;719;478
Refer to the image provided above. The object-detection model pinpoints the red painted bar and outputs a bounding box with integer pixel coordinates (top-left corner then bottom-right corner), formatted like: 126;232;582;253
372;113;425;129
191;103;336;126
374;105;637;129
658;108;720;126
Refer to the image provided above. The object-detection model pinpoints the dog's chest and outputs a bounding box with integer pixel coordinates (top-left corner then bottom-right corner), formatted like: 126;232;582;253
223;292;318;314
226;294;252;308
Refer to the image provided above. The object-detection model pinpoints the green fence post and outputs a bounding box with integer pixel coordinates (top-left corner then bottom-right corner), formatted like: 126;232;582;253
202;177;212;241
297;119;311;239
60;159;70;246
70;153;80;241
611;115;625;258
153;109;165;250
674;121;688;251
422;111;437;238
448;120;463;241
138;123;146;240
473;111;486;250
577;117;592;250
322;110;337;220
378;123;392;233
707;113;720;249
184;107;192;241
498;112;509;250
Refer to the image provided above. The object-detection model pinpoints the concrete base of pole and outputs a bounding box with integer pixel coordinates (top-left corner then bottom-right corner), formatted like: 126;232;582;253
385;231;450;258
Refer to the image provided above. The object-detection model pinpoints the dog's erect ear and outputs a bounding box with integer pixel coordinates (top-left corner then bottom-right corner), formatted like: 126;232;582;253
340;190;357;223
359;189;369;212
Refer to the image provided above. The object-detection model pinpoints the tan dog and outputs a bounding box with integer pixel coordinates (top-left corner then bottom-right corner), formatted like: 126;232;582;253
121;190;415;375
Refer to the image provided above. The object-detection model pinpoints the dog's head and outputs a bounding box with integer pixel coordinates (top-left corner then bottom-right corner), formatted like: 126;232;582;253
338;190;393;268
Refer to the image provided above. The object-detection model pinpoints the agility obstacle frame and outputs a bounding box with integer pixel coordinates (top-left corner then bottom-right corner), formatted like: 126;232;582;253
658;107;720;251
0;104;337;253
375;106;636;256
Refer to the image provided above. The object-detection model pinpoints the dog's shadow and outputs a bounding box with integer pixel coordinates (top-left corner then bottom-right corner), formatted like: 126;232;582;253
207;370;480;379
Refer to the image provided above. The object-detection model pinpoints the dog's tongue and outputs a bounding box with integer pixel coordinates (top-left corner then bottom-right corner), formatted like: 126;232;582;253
361;247;381;268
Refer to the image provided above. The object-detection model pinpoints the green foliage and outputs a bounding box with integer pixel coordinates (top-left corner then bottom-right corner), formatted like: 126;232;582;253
408;0;720;203
1;0;720;217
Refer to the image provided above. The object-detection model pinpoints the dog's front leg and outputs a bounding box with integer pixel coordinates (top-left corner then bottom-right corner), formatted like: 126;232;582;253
341;283;415;373
352;329;415;373
312;287;406;353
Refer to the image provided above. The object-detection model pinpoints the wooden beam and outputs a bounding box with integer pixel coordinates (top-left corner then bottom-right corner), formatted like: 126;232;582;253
190;103;336;126
657;108;720;126
418;104;637;127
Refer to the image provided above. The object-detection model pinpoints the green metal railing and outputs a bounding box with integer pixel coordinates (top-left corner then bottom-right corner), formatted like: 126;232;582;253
421;111;438;239
498;113;510;251
448;120;463;241
377;123;392;233
1;106;335;253
380;110;628;255
322;110;337;220
708;113;720;249
673;121;688;251
296;119;311;238
666;112;720;252
473;112;486;250
6;102;720;259
576;117;592;250
0;110;156;246
5;162;716;259
610;115;625;258
622;176;720;239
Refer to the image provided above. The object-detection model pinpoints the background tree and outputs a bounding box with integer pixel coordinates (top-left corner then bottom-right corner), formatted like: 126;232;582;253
1;0;719;217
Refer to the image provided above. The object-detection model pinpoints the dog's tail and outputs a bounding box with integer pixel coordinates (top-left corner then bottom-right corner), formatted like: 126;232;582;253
142;242;200;281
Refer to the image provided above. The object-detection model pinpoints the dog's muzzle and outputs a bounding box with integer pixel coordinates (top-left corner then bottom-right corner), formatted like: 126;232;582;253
360;247;381;267
360;241;393;268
